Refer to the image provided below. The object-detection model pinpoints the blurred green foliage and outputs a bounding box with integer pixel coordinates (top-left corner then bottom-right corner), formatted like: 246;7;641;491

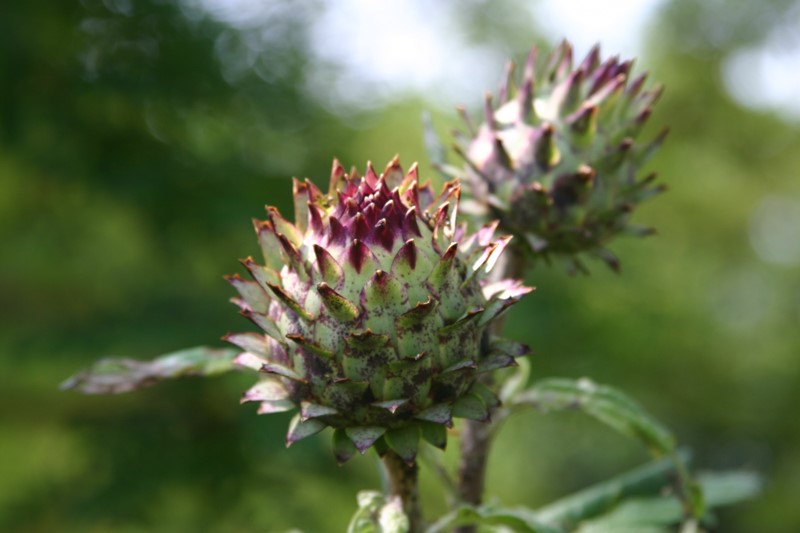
1;0;798;531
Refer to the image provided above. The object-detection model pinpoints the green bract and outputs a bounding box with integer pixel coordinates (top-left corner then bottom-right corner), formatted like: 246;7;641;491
225;158;531;463
451;41;667;273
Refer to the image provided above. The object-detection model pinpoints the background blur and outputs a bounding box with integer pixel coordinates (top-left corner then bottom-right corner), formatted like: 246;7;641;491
2;0;799;531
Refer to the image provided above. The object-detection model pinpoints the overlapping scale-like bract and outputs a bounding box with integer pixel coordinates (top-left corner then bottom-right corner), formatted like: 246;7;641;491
449;41;667;273
225;158;530;463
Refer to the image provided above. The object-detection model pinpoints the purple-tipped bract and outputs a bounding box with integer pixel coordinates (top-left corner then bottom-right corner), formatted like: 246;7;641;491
226;158;531;462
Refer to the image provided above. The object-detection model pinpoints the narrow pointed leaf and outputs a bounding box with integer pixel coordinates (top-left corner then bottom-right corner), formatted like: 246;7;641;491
285;413;326;446
266;206;303;247
363;269;402;307
300;401;338;421
452;393;490;422
267;283;314;321
241;309;284;344
438;308;483;337
491;338;532;358
346;426;387;454
333;428;357;465
391;239;418;275
286;333;335;358
396;296;437;328
514;377;675;454
469;382;501;409
415;403;453;426
241;379;289;403
253;219;284;271
314;244;344;286
226;273;271;313
222;332;268;356
317;282;360;322
60;346;240;395
233;351;267;371
292;177;310;233
373;399;409;414
477;353;516;372
261;362;306;383
257;399;295;414
419;421;447;449
385;425;420;463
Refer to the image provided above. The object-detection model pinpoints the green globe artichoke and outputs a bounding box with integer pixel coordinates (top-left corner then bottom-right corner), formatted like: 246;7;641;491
449;41;668;273
225;158;531;463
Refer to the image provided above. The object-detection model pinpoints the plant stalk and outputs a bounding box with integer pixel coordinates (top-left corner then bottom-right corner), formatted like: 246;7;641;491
456;247;526;532
456;380;494;506
382;452;422;532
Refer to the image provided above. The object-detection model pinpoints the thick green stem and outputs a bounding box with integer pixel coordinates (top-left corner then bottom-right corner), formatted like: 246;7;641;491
382;452;422;532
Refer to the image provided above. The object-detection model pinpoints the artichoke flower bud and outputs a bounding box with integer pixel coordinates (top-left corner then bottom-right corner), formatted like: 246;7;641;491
225;158;531;463
451;41;668;273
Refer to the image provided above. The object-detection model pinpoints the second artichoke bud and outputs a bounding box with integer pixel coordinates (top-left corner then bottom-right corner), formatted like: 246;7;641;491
450;41;668;273
226;158;531;463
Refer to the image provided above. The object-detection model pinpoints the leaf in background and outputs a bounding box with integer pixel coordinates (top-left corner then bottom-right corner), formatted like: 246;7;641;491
424;467;759;533
59;346;241;394
513;378;704;519
513;378;675;455
426;504;563;533
696;470;761;507
575;470;761;532
534;455;686;530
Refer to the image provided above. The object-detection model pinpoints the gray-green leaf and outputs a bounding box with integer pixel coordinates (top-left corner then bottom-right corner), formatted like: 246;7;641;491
427;504;562;533
60;346;240;394
513;377;674;455
535;455;688;530
575;470;761;532
512;378;703;519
